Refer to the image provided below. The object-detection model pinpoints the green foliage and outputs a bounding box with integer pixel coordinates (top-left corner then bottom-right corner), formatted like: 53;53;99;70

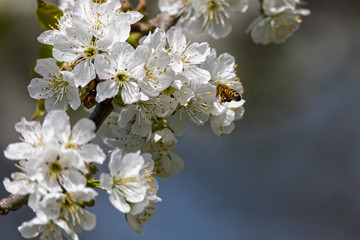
36;0;63;31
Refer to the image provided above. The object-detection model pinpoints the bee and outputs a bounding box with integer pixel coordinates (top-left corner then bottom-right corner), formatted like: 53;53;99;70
216;84;242;103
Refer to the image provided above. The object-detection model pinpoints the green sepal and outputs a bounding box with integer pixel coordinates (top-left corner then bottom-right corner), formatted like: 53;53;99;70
152;119;168;132
127;32;142;48
87;178;101;189
36;0;63;31
113;91;125;107
31;99;46;121
83;200;95;207
89;164;99;175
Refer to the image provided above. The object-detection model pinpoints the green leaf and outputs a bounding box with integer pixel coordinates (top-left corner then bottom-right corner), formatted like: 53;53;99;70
36;0;63;30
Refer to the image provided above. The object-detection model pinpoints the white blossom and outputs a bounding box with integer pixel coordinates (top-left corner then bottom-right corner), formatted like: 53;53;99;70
152;152;185;179
26;145;87;192
18;217;78;240
4;114;56;161
158;0;192;16
210;102;245;136
187;0;249;39
170;82;215;135
100;149;151;213
126;204;157;233
59;0;77;12
118;95;177;138
167;27;211;84
44;110;106;165
138;29;175;98
95;42;149;104
105;113;145;152
28;58;80;111
248;0;310;44
142;128;178;154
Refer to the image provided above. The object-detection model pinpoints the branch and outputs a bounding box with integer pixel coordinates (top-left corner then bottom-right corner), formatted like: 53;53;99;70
120;0;132;11
0;194;29;215
89;99;114;132
132;12;181;36
135;0;146;12
0;100;113;215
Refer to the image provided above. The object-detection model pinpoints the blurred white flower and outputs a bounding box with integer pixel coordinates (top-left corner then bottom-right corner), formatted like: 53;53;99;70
187;0;249;39
248;0;310;44
126;204;156;233
18;217;79;240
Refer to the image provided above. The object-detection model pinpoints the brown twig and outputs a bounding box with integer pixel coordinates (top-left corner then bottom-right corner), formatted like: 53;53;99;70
121;0;132;11
135;0;146;12
131;12;180;36
0;194;29;215
89;99;114;132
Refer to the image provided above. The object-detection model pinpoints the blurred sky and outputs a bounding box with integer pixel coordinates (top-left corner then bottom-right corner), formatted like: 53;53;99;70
1;0;360;239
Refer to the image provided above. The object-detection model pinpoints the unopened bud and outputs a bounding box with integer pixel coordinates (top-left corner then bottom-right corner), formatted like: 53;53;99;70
83;91;97;109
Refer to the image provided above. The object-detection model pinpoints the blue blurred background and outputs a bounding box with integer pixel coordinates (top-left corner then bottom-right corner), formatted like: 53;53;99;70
1;0;360;239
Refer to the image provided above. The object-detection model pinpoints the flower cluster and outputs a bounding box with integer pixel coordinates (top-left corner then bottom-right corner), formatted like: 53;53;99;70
159;0;249;39
4;110;105;239
6;0;323;238
158;0;310;43
5;0;246;237
247;0;310;44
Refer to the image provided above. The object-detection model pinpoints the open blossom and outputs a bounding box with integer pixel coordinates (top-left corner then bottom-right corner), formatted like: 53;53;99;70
158;0;190;16
170;82;215;135
105;113;146;152
100;149;158;213
3;110;105;192
38;0;143;87
4;113;56;161
28;58;80;112
152;151;185;179
210;101;245;136
26;145;88;192
248;0;310;44
94;42;149;104
138;28;175;98
19;185;97;239
52;19;115;87
117;94;177;138
167;27;211;84
187;0;249;39
44;110;106;165
28;186;97;231
126;204;157;233
58;0;77;11
201;48;243;95
18;217;79;240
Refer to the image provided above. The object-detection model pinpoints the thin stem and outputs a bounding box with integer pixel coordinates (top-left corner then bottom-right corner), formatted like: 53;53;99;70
121;0;132;11
135;0;146;12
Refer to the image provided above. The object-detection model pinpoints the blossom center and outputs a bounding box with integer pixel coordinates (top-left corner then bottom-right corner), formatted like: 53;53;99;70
116;72;130;85
207;0;220;11
48;156;63;176
84;47;97;59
